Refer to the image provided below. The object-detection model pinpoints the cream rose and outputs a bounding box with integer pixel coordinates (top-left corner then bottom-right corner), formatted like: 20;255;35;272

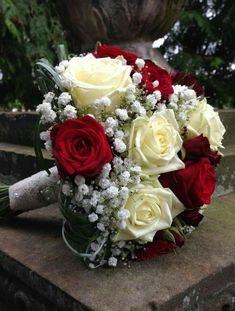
128;109;184;175
61;54;132;111
113;180;185;242
186;98;225;150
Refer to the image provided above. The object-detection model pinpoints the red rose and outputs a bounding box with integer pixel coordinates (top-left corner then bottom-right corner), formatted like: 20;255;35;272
135;237;176;261
155;230;184;248
135;229;184;261
94;45;173;100
184;135;221;166
159;158;216;209
94;44;139;66
180;210;204;227
169;230;185;247
170;70;204;96
50;115;113;179
140;60;174;99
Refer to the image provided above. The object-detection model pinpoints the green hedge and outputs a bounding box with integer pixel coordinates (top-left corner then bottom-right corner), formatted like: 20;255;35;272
0;0;67;110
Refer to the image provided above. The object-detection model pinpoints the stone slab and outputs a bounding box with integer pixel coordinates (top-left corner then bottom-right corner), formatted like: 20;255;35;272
0;112;38;147
215;147;235;196
219;109;235;148
0;142;53;180
0;193;235;310
0;110;234;148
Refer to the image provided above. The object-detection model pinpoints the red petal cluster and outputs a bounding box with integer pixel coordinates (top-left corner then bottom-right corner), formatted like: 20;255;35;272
183;135;221;166
136;230;184;261
51;115;113;179
159;158;216;209
180;210;204;227
159;135;221;209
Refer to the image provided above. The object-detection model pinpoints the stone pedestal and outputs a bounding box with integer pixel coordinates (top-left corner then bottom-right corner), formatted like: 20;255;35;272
0;193;235;310
55;0;184;64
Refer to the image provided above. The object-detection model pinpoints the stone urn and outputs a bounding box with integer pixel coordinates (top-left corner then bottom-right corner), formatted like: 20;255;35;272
55;0;185;69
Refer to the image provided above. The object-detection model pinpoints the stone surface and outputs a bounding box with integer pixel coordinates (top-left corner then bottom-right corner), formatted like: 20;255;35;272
0;192;234;311
215;146;235;196
0;110;234;189
0;112;38;147
214;110;235;196
219;109;235;148
0;142;53;181
55;0;185;45
0;110;233;148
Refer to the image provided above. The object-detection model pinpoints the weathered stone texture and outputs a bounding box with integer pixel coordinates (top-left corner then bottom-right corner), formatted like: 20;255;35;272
0;193;234;310
55;0;185;44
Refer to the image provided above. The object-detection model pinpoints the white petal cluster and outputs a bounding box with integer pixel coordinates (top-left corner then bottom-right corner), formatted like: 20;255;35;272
93;97;112;109
146;94;157;108
108;256;118;267
115;108;129;121
40;130;50;141
117;209;130;221
126;84;136;94
58;92;72;106
135;58;145;70
131;100;146;116
153;90;162;101
62;182;73;196
88;213;98;223
36;102;56;124
63;104;77;119
44;92;55;103
113;138;127;153
114;130;124;140
74;175;85;186
44;140;53;154
168;85;198;124
104;186;119;199
55;60;69;74
152;80;159;87
100;163;112;178
126;94;136;103
105;117;118;129
119;171;130;186
132;72;142;85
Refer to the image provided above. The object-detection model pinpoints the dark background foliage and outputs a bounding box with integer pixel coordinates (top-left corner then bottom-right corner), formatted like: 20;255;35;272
0;0;67;110
160;0;235;108
0;0;234;110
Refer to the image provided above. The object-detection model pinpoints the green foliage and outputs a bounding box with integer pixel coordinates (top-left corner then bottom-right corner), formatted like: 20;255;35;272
59;194;99;260
0;0;67;110
161;0;235;108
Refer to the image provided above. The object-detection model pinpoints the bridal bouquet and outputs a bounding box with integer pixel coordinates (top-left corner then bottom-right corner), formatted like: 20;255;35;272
0;45;225;268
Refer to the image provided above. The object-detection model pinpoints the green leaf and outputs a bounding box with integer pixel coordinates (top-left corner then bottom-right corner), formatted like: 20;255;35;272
59;194;98;244
35;58;64;95
170;226;185;241
162;229;176;243
5;19;22;43
34;115;51;175
57;44;68;62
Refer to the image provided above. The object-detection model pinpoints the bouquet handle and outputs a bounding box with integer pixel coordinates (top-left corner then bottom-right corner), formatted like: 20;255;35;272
0;167;59;218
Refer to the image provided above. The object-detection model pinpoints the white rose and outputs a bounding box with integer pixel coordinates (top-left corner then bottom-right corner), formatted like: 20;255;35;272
61;54;132;112
113;180;185;242
128;109;184;175
186;98;225;150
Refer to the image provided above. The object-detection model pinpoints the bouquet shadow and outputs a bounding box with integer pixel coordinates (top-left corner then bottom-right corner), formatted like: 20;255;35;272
0;203;62;237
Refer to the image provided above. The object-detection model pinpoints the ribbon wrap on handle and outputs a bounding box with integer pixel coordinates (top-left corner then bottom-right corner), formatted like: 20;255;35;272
9;167;59;212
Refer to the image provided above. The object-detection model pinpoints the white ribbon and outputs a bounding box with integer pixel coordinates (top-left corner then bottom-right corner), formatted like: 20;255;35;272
9;166;59;212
